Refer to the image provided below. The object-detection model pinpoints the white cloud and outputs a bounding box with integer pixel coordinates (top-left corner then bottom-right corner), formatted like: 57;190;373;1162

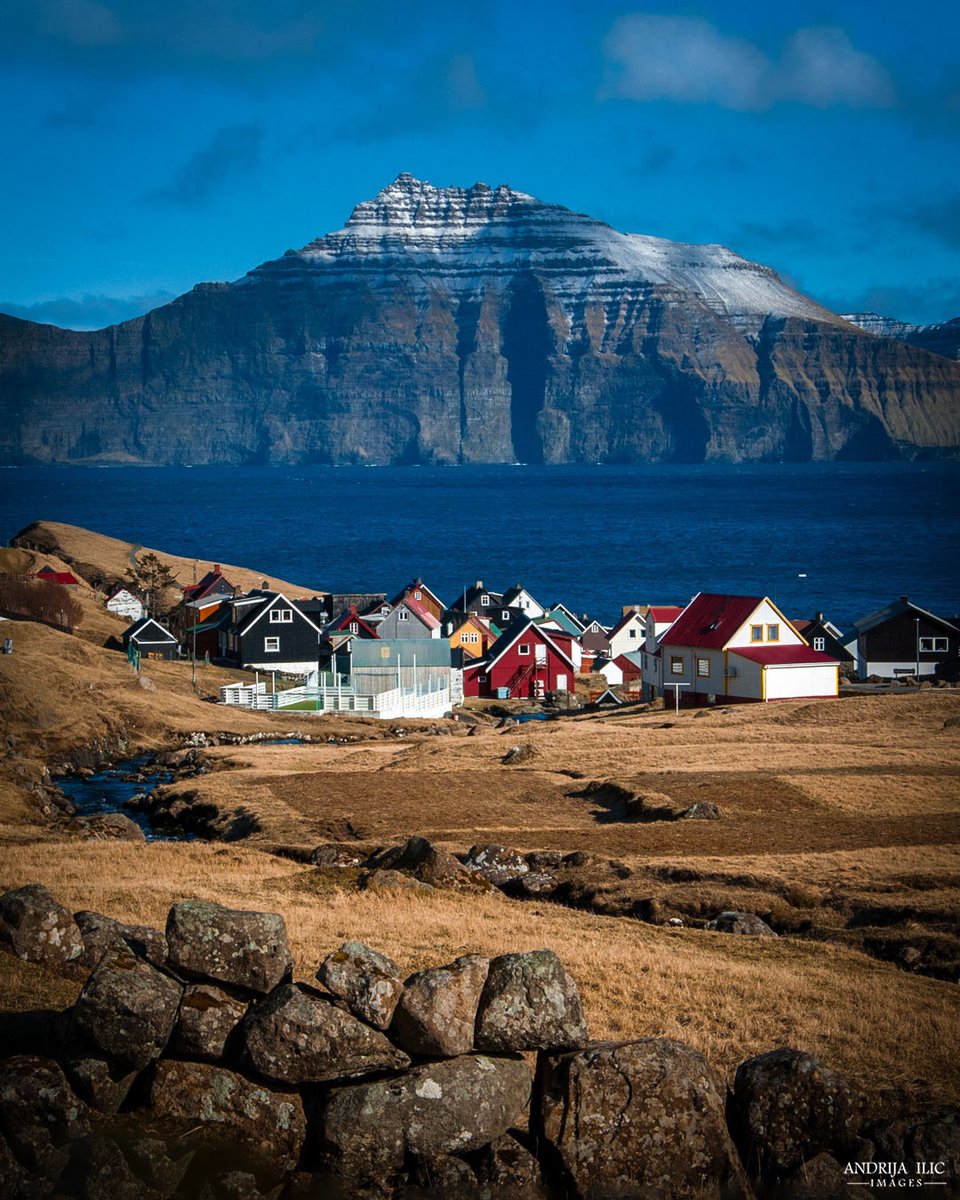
602;15;896;111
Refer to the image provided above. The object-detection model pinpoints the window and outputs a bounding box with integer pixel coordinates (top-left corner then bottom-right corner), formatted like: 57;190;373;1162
767;624;780;642
478;673;488;683
398;610;408;621
670;656;684;675
502;610;510;620
264;636;280;652
480;595;489;606
349;622;358;634
750;625;763;642
518;644;530;656
414;590;421;600
813;636;825;652
469;632;478;644
919;637;949;653
270;608;293;623
629;628;637;638
697;657;710;677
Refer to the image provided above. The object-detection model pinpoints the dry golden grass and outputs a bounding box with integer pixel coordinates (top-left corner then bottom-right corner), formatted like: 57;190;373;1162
0;838;956;1120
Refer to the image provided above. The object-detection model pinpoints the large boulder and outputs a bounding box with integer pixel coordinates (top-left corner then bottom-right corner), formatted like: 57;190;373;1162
462;845;529;886
149;1059;306;1162
316;942;404;1030
0;1055;90;1181
865;1109;960;1188
319;1054;532;1179
71;944;183;1071
243;983;410;1085
0;883;84;967
173;983;248;1062
366;837;492;892
62;1044;140;1114
391;955;490;1057
75;813;146;842
730;1048;864;1179
707;911;777;937
537;1038;751;1200
474;950;588;1051
473;1132;549;1199
165;900;292;995
74;909;167;969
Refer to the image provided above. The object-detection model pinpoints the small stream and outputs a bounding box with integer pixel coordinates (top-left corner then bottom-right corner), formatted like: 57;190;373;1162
56;755;180;841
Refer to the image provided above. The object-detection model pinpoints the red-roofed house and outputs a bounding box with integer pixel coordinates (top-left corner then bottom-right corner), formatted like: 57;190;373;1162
325;605;381;639
389;578;445;621
642;592;838;706
181;564;235;604
32;565;79;587
463;617;579;699
378;597;442;639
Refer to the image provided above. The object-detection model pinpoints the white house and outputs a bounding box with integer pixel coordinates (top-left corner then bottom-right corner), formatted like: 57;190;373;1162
642;592;838;706
502;584;547;620
106;587;145;621
607;609;647;659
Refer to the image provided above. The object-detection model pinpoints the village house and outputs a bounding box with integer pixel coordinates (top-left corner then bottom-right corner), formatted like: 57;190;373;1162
181;564;235;605
122;616;179;661
221;591;325;675
607;608;647;659
642;592;838;706
598;651;644;691
324;605;380;639
848;597;960;679
388;578;445;621
502;584;547;620
445;612;496;660
540;604;586;635
106;586;145;621
31;565;79;587
378;597;441;639
791;612;854;669
462;617;580;700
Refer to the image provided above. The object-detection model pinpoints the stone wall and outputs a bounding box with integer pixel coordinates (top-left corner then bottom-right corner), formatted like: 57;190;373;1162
0;883;956;1198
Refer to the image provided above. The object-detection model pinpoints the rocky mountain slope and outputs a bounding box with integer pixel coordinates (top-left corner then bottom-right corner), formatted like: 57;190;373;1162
2;174;959;464
842;312;960;362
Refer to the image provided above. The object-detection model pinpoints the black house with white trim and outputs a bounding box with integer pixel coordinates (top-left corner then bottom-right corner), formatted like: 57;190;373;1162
122;617;179;661
221;591;325;675
849;597;960;679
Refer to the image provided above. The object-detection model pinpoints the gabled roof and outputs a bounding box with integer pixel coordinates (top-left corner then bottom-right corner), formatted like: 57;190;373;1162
326;606;380;638
389;578;445;612
485;616;577;673
182;566;234;602
502;583;543;610
125;616;177;643
33;566;80;586
448;612;493;639
608;609;646;638
614;651;646;670
730;645;837;666
238;592;325;638
853;597;959;636
547;603;586;633
107;586;142;602
663;593;767;650
396;596;441;630
648;606;683;624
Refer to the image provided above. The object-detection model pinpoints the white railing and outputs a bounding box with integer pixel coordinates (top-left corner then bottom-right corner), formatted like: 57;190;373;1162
220;679;451;718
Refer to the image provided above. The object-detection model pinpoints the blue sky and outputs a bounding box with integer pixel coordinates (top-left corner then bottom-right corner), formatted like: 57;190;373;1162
2;1;959;328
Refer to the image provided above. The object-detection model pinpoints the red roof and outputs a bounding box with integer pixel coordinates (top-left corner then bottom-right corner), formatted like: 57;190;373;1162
664;594;765;649
731;645;837;666
402;597;440;629
648;606;683;623
33;568;79;586
791;618;813;633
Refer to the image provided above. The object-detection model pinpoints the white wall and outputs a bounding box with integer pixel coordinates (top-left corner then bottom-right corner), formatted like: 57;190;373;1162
727;601;803;649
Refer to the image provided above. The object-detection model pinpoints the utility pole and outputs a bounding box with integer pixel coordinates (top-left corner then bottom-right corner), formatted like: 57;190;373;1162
191;560;198;692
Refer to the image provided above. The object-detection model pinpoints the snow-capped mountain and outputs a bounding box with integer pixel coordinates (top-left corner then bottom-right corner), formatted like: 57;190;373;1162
843;312;960;361
1;174;958;465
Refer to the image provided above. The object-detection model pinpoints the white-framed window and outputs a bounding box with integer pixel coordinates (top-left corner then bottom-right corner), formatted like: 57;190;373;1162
767;624;780;642
518;644;530;656
670;655;684;675
270;608;293;623
414;590;422;600
469;632;478;643
349;622;359;634
480;595;490;606
398;610;409;621
813;636;825;651
502;610;510;620
264;636;280;652
629;628;637;638
478;673;488;682
697;657;710;677
750;624;763;642
919;636;949;652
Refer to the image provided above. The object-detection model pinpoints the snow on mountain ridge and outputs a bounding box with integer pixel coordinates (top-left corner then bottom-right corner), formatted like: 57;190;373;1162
285;173;842;331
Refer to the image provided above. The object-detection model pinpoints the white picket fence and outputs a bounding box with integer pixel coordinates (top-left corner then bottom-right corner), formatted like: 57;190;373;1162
219;680;451;719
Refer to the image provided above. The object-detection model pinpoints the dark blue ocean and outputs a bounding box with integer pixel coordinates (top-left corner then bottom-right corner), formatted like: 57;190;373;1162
1;463;957;631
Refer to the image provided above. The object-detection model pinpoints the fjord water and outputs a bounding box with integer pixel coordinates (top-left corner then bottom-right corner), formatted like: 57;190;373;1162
1;462;957;630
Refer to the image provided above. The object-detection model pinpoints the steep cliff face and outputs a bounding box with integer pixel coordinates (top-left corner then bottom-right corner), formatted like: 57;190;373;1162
1;174;958;464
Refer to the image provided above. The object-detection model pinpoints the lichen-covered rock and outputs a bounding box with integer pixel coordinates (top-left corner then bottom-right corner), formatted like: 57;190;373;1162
243;983;410;1085
62;1045;139;1114
0;1055;90;1180
173;983;248;1061
165;901;292;995
707;911;777;937
391;955;490;1057
0;883;84;967
319;1054;532;1179
74;909;167;969
474;950;587;1051
75;813;146;842
473;1132;548;1199
537;1038;751;1200
316;942;404;1030
412;1154;481;1197
123;1135;195;1196
149;1059;305;1162
71;944;182;1071
865;1109;960;1186
357;868;435;893
680;801;722;820
462;845;529;885
730;1048;864;1179
366;836;492;892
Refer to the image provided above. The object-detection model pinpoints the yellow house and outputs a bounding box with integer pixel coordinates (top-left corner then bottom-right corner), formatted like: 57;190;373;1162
447;613;495;660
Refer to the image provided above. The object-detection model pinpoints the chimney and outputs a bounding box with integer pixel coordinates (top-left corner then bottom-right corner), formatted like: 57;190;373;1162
214;564;221;574
900;596;909;606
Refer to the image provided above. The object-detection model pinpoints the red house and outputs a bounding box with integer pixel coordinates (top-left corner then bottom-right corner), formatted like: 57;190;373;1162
325;604;380;638
463;618;579;699
31;565;79;587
